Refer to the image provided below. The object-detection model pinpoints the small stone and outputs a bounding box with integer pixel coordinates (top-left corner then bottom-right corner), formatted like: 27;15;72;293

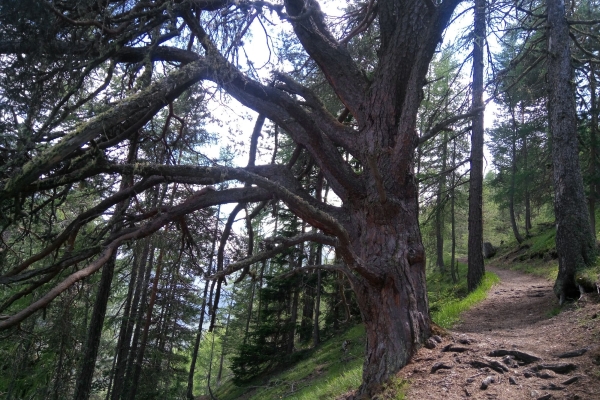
432;335;443;343
442;344;469;352
561;376;579;385
425;338;437;349
480;375;496;390
509;376;518;385
536;370;556;379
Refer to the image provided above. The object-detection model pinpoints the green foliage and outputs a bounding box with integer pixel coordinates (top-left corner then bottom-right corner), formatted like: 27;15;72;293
229;275;301;383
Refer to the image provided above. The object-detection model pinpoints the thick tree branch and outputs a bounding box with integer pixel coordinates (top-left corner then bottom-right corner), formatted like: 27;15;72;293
283;0;369;121
182;10;364;201
105;164;349;239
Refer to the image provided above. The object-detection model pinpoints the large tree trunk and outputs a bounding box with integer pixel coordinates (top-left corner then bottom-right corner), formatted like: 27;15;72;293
348;197;429;396
468;0;486;292
547;0;596;302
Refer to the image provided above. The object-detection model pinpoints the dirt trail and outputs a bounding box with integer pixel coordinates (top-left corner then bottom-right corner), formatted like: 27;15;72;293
399;266;600;400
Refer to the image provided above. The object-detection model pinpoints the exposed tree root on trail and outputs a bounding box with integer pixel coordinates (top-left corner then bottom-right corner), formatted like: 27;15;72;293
399;266;600;400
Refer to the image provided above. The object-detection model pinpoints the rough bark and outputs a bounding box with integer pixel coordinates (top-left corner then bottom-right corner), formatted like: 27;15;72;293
350;203;429;395
547;0;596;302
468;0;486;292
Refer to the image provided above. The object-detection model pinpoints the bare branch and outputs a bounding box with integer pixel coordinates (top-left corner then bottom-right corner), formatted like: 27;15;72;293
418;107;484;146
210;232;339;280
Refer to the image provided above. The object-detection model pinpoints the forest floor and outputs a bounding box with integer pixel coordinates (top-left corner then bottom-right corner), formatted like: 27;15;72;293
398;265;600;400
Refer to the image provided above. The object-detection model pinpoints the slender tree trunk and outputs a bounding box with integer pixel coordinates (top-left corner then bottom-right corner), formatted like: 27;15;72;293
113;240;152;400
450;140;458;283
522;103;532;235
524;136;532;235
589;63;598;237
74;258;117;400
547;0;596;302
74;135;138;400
287;279;300;354
106;244;142;400
312;245;322;348
216;290;234;386
468;0;486;292
127;244;165;400
435;134;448;272
509;105;524;244
186;206;220;399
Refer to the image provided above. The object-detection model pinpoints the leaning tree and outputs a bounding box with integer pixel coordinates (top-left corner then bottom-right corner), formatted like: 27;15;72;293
0;0;468;396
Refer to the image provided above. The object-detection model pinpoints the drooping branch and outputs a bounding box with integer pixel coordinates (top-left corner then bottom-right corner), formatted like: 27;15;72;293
1;176;165;279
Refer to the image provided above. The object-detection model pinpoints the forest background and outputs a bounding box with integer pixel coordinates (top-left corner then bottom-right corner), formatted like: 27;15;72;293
0;0;599;399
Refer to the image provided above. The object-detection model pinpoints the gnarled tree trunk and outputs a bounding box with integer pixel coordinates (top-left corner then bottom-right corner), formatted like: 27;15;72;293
348;198;429;395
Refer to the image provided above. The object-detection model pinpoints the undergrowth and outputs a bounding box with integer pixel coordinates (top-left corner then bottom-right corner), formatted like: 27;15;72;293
216;261;499;399
215;324;367;400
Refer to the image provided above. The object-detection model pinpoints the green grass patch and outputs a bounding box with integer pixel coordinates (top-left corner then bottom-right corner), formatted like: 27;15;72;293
546;306;562;318
506;259;559;280
216;324;366;400
431;271;500;329
527;227;556;255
